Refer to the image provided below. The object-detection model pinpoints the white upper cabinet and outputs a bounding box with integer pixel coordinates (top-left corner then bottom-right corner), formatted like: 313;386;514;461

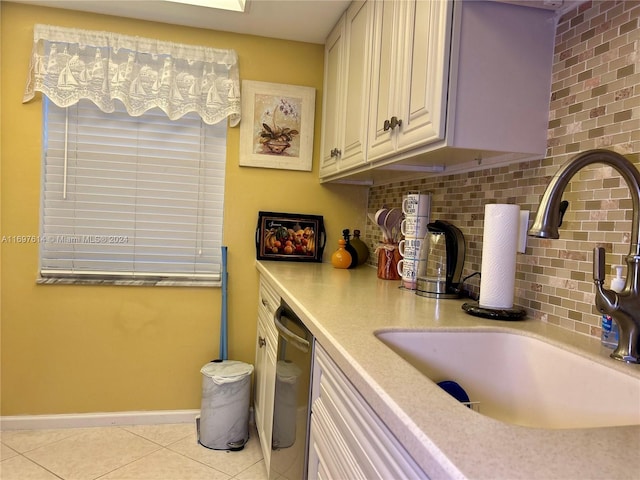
319;14;344;178
367;0;450;162
319;1;373;179
319;0;557;184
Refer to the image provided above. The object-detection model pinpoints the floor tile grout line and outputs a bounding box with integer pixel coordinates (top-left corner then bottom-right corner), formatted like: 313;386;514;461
4;424;189;454
1;441;19;457
97;428;245;480
2;424;267;480
233;457;267;479
9;426;166;480
1;427;87;455
164;435;264;479
145;443;247;479
165;443;237;478
5;452;66;480
92;443;166;480
119;425;194;448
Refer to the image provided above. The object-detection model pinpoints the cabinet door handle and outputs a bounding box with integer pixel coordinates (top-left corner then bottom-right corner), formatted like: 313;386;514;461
261;298;269;307
390;116;402;129
330;148;341;157
383;119;391;131
258;336;266;348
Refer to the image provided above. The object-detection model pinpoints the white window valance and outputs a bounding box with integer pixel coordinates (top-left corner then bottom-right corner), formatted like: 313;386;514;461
23;24;241;126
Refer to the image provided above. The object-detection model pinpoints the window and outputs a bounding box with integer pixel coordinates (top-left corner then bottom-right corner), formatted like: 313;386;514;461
24;24;239;285
40;98;227;284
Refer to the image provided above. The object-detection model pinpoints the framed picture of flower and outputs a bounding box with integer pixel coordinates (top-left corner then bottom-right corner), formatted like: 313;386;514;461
239;80;316;171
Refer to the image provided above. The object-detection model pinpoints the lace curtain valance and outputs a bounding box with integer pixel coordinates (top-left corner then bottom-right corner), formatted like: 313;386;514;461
23;24;241;126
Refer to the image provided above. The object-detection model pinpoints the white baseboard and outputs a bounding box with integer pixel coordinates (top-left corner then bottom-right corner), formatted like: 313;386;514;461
0;409;200;431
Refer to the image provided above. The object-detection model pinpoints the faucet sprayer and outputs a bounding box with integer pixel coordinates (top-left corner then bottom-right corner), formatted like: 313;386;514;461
529;149;640;363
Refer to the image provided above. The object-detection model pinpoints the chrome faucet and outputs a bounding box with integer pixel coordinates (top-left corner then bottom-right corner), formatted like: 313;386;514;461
528;149;640;364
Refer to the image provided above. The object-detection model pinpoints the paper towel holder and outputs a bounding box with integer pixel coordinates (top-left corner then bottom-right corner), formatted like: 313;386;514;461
461;302;526;320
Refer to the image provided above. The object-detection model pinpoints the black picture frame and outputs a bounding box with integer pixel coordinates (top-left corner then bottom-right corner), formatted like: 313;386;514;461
256;211;326;262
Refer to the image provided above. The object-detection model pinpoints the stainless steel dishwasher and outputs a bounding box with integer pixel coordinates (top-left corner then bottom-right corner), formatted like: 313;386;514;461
271;300;314;480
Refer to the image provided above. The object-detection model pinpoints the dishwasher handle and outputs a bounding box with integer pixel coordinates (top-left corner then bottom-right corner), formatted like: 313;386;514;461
274;305;310;353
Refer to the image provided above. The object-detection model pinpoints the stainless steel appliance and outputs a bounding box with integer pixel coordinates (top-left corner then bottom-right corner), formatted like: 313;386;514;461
271;300;314;480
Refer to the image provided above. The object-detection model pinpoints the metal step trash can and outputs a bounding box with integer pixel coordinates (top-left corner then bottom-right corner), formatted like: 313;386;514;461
197;359;254;451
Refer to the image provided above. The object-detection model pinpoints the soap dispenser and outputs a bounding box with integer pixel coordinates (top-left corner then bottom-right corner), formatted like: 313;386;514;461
601;265;625;348
611;265;625;292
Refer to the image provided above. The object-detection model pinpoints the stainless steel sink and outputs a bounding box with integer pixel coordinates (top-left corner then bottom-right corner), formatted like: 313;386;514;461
375;329;640;429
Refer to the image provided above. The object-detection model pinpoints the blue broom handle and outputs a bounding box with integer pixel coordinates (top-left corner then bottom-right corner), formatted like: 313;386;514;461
220;246;228;360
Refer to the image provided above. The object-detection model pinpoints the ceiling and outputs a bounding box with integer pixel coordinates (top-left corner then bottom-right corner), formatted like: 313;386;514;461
12;0;352;44
12;0;584;45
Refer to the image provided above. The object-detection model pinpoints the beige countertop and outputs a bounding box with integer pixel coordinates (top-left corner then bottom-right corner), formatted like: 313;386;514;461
256;260;640;480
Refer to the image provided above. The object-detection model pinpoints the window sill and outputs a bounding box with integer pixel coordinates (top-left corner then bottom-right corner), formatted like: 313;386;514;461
36;277;220;288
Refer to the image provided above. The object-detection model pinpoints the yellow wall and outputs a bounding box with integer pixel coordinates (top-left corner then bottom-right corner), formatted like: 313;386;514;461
0;2;368;415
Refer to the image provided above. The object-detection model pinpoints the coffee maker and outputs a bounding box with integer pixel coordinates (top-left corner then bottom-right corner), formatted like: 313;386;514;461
415;220;466;299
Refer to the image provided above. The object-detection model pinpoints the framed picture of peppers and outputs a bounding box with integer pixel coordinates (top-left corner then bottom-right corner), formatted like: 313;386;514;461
239;80;316;171
255;211;326;262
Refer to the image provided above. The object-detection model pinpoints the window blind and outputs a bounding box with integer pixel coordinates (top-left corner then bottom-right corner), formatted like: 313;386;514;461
40;98;226;281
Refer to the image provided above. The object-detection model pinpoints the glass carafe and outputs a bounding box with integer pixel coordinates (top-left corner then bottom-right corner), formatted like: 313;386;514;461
416;230;447;296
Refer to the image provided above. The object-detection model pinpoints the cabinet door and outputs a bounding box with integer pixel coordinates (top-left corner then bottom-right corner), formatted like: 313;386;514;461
395;0;450;153
262;335;277;473
367;0;404;162
339;0;373;171
254;278;279;474
309;344;428;480
367;0;451;164
308;400;365;480
319;16;345;178
254;316;267;440
254;315;277;473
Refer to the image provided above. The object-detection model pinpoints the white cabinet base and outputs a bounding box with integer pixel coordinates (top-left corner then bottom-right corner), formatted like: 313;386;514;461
309;344;429;480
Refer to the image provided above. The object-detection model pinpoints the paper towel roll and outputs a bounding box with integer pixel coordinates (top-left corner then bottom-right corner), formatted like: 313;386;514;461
479;204;520;309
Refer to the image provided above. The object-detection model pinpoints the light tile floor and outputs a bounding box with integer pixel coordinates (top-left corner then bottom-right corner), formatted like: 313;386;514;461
0;423;267;480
